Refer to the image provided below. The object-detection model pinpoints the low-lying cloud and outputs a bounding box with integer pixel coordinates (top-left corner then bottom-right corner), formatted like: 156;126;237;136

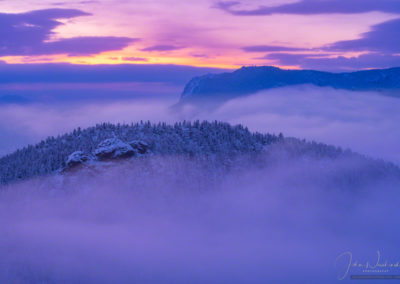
0;155;399;283
201;86;400;164
1;85;399;165
0;98;176;155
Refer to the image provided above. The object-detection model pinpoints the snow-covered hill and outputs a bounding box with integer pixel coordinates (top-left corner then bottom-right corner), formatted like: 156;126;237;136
0;121;278;184
1;121;399;188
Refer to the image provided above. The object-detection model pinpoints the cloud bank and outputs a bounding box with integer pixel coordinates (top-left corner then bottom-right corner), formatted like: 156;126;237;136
189;86;400;164
0;63;228;84
0;154;399;283
1;85;399;166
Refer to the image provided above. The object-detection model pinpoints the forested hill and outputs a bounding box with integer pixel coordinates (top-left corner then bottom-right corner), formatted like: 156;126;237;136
180;66;400;101
0;121;399;186
0;121;278;184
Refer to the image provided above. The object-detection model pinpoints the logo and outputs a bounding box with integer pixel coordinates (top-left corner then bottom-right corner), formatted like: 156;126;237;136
335;251;400;280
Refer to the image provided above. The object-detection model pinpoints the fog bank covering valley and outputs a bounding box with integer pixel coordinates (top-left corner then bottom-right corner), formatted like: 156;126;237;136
1;84;399;165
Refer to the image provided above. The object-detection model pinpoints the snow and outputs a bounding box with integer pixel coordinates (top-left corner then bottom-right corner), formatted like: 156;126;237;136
93;138;135;160
65;151;89;169
128;140;149;154
4;120;396;185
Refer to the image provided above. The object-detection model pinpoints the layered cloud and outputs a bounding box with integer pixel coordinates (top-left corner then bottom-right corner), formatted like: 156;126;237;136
327;18;400;54
0;8;136;56
264;53;400;71
122;57;148;62
215;0;400;15
242;45;310;52
0;1;399;71
246;16;400;71
141;45;185;52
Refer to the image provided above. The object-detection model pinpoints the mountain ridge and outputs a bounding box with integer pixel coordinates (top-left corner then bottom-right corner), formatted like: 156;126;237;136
180;66;400;102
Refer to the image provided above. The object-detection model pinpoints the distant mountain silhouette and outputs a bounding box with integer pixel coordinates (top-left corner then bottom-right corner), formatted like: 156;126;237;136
180;66;400;102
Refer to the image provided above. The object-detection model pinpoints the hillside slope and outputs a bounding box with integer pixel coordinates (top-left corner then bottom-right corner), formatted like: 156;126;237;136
0;121;277;184
1;121;399;187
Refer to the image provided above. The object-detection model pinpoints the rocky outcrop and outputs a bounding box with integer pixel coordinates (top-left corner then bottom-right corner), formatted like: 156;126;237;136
93;138;136;160
64;151;90;170
63;138;150;171
129;140;149;154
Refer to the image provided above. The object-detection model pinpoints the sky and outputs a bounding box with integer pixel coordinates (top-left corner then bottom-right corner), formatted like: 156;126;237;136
0;0;399;162
0;0;399;70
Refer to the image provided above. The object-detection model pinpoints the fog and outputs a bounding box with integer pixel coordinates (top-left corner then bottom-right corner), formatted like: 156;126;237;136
1;85;399;165
0;155;399;283
202;86;400;165
0;98;176;156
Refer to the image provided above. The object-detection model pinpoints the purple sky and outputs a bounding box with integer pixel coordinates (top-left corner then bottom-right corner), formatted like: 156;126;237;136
0;0;399;159
0;0;399;70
